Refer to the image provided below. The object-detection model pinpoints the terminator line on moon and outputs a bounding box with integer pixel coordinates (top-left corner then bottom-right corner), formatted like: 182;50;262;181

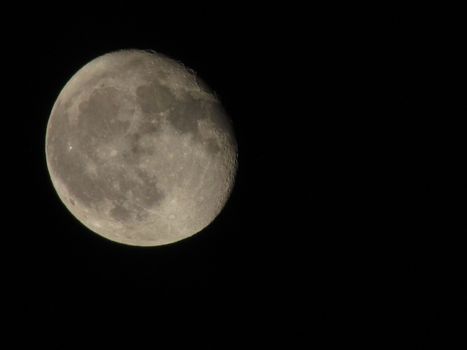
45;49;238;246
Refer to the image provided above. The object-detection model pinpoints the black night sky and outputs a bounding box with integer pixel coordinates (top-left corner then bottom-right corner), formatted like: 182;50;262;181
2;3;464;346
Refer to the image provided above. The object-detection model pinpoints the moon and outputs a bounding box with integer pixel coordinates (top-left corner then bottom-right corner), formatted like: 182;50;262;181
45;49;238;246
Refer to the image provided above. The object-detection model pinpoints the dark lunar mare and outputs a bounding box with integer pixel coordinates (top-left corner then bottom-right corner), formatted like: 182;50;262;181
48;85;166;222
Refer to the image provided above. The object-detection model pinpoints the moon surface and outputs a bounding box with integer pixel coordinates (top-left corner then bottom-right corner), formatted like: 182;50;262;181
45;49;237;246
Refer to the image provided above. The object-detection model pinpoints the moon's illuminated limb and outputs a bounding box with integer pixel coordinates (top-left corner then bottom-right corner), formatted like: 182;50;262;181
45;50;238;246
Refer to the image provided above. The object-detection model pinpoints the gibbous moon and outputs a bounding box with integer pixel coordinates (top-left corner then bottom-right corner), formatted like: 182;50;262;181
45;49;238;246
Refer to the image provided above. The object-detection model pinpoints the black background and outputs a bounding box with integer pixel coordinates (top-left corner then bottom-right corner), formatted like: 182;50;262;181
2;3;465;345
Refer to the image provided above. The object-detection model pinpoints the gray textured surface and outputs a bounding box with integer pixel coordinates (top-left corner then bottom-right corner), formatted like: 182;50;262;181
46;50;237;246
